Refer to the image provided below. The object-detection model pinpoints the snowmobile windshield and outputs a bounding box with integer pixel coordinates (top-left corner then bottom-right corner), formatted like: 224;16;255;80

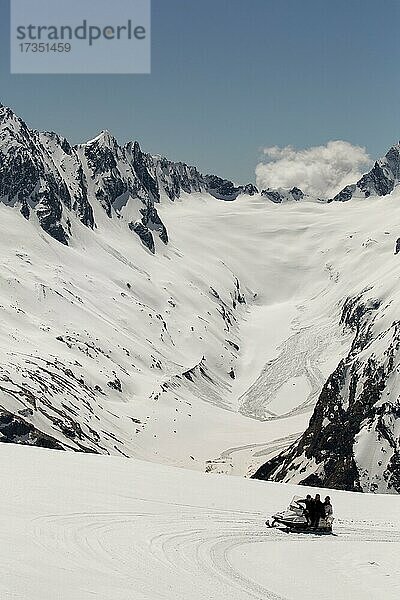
289;495;304;510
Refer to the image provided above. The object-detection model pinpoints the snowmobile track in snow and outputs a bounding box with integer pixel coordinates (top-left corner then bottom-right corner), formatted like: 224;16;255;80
29;503;400;600
30;506;287;599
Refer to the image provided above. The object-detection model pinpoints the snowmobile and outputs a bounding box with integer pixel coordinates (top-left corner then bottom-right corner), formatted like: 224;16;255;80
266;495;334;535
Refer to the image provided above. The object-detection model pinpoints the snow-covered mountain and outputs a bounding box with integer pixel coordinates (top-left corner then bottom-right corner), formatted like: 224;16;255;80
0;104;257;252
1;104;400;494
332;142;400;201
0;104;272;467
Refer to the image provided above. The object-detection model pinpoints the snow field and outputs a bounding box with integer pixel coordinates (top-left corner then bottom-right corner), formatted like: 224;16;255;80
1;445;399;600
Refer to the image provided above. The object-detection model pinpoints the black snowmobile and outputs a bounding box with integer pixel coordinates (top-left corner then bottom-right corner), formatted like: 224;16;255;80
266;495;334;534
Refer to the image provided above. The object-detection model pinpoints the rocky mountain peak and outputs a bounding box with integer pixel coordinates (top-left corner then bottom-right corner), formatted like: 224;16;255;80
333;141;400;202
0;104;32;149
0;105;259;253
0;103;20;125
84;129;118;150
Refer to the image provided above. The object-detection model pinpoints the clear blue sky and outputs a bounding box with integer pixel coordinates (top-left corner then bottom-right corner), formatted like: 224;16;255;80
1;0;400;183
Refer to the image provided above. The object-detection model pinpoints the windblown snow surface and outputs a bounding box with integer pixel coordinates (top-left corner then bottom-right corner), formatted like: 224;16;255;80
1;444;400;600
1;185;400;485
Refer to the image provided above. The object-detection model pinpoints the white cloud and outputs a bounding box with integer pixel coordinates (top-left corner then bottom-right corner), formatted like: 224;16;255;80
255;140;372;198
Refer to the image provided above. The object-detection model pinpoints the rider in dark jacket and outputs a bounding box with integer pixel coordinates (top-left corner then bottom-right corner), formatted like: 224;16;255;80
312;494;325;528
298;494;313;526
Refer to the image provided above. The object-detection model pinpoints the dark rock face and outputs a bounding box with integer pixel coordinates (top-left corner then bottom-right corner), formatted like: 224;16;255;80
152;155;206;201
143;205;169;244
35;179;70;245
242;183;259;196
290;187;304;201
330;184;356;203
130;140;160;202
107;377;122;393
0;410;64;450
204;175;258;201
261;189;283;203
73;165;94;228
129;221;156;254
333;143;400;202
128;203;169;254
253;294;400;493
395;238;400;255
203;175;238;200
358;162;394;197
261;186;305;203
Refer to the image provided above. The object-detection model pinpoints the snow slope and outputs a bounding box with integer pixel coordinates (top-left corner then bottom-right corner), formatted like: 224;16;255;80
1;444;400;600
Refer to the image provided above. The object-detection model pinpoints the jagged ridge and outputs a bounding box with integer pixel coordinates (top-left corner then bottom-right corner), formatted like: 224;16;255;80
0;104;258;252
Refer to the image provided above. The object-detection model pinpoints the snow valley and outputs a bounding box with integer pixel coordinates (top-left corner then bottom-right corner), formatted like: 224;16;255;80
1;104;400;495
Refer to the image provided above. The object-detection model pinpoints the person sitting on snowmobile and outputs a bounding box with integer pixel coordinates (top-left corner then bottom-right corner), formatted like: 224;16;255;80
311;494;325;528
324;496;333;518
318;496;334;531
297;494;313;526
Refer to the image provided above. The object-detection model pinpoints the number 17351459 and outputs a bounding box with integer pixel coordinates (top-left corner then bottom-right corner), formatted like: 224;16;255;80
18;42;71;52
